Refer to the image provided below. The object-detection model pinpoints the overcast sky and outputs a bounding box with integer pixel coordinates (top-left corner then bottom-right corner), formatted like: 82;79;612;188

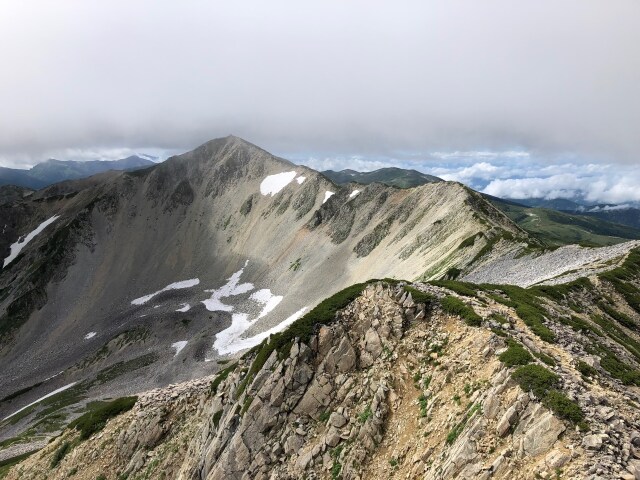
1;1;639;201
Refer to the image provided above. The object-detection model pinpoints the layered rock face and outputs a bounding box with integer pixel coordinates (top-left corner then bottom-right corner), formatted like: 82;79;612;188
8;280;640;480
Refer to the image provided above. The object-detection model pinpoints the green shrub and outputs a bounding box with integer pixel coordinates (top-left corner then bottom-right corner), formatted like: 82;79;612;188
479;284;555;342
543;390;584;423
599;302;637;330
404;286;436;306
576;361;598;378
51;441;71;468
212;410;223;428
457;233;482;250
445;267;462;280
70;396;137;440
498;340;533;367
512;364;559;397
512;365;584;424
210;363;237;394
596;345;640;386
440;296;482;327
534;350;557;367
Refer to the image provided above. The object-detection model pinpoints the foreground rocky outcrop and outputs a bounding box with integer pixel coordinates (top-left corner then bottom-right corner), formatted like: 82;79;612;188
6;274;640;479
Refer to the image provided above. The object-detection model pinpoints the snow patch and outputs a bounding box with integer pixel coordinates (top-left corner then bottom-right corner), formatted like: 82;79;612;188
171;341;188;357
84;332;97;340
176;303;191;312
3;215;60;268
295;176;306;184
250;289;284;319
202;261;254;311
349;190;360;199
131;278;200;305
260;171;297;196
215;307;309;355
3;382;78;421
322;191;335;204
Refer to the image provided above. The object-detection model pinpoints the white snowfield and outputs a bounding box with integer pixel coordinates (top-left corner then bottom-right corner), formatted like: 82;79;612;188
3;382;78;421
250;289;283;319
323;191;335;204
171;341;188;357
260;171;298;196
349;190;360;199
295;176;306;184
176;303;191;312
131;278;200;305
84;332;97;340
202;261;253;312
214;307;308;355
3;215;60;268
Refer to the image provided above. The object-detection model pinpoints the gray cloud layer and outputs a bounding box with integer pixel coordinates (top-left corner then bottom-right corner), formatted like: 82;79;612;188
1;1;639;167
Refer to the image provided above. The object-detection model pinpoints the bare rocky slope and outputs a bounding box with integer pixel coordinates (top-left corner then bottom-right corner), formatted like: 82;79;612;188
0;136;528;448
4;246;640;479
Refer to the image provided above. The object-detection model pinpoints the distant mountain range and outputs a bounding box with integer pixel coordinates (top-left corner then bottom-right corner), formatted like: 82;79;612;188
0;156;156;190
321;167;442;188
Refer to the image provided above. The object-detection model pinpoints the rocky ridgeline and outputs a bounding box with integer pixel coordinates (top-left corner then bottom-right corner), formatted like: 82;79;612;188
5;282;640;479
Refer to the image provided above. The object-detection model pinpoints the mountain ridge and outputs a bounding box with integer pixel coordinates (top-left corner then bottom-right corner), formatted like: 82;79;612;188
0;155;155;190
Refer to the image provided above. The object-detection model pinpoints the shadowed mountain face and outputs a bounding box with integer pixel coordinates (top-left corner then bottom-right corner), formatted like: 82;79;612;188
321;167;442;188
0;136;528;432
0;156;155;190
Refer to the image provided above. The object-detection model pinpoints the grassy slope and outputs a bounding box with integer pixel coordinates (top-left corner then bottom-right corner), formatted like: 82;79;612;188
488;196;640;247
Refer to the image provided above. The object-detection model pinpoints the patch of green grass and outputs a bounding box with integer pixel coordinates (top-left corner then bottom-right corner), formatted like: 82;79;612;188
418;394;428;417
498;339;533;367
319;410;331;423
440;296;482;327
330;445;344;480
212;410;223;428
445;403;481;445
69;396;137;440
430;280;478;298
288;258;302;272
358;405;372;424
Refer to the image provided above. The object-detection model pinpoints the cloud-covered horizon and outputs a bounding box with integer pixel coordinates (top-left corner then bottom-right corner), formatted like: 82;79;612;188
297;151;640;205
0;1;639;169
